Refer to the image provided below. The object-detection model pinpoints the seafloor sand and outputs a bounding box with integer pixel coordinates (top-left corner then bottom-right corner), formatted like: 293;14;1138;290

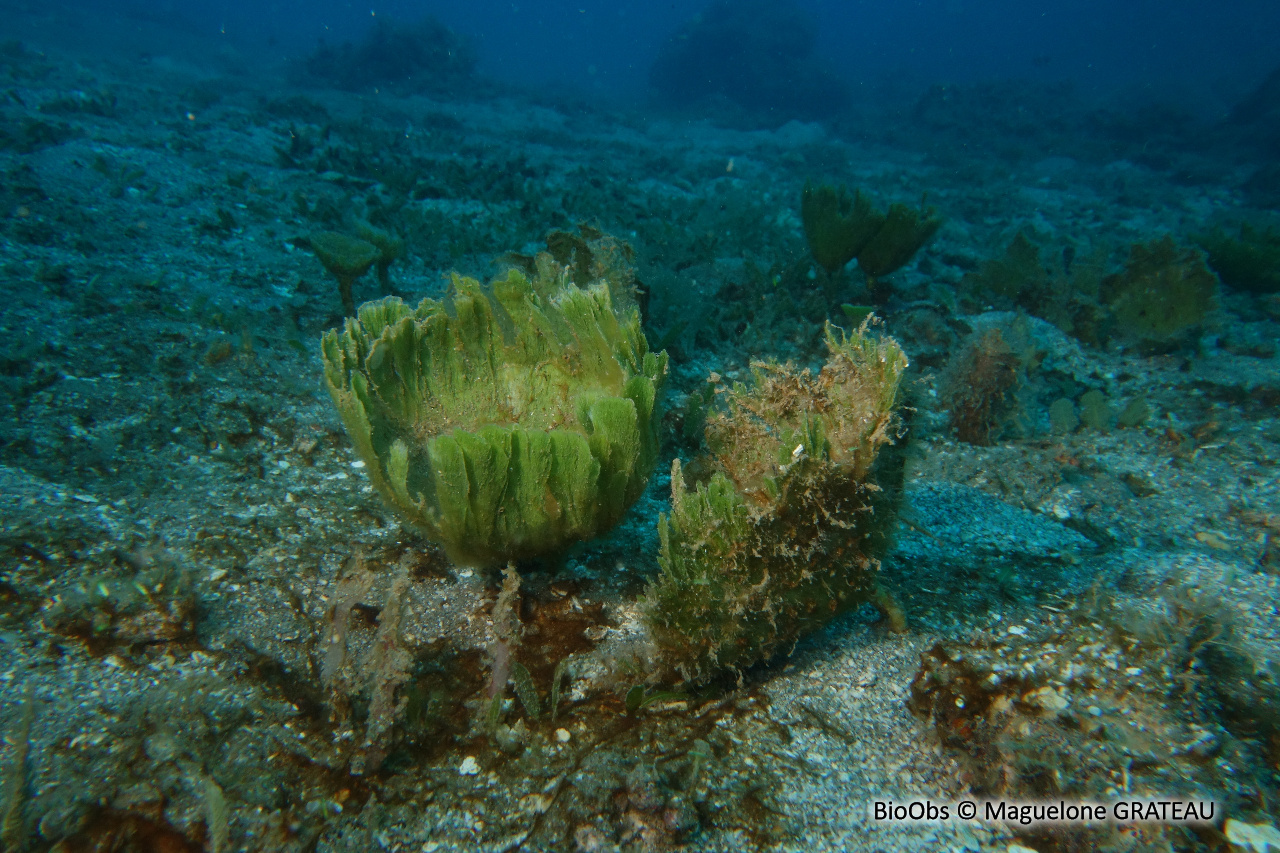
0;24;1278;853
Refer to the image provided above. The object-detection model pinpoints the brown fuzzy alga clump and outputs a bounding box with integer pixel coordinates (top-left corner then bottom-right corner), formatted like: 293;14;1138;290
941;329;1021;445
642;321;907;683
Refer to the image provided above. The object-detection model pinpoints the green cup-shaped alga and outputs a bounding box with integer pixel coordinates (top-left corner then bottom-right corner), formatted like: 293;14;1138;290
322;257;667;566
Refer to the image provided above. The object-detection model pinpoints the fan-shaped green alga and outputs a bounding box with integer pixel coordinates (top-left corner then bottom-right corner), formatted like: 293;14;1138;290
321;244;667;567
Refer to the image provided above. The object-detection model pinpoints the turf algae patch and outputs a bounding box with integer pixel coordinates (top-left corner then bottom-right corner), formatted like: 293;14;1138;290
909;566;1278;853
46;812;203;853
394;686;794;851
302;562;796;850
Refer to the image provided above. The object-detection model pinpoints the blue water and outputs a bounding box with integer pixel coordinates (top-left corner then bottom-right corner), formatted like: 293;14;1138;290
37;0;1280;111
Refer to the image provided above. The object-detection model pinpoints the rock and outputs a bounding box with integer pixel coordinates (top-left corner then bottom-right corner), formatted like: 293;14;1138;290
1225;818;1280;852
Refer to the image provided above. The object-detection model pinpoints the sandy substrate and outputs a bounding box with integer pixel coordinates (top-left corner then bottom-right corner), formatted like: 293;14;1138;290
0;18;1277;853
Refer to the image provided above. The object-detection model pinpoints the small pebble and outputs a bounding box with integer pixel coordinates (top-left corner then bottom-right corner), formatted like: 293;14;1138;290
1224;818;1280;852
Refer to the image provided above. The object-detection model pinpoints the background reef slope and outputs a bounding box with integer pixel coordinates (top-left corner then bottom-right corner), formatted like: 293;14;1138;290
0;20;1278;853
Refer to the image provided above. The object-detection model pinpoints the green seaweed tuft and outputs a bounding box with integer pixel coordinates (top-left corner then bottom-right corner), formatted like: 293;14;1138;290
641;321;907;683
800;182;884;275
354;219;405;289
307;231;381;316
960;230;1107;344
800;182;941;285
321;240;667;567
1101;236;1217;351
1197;223;1280;294
854;200;943;280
